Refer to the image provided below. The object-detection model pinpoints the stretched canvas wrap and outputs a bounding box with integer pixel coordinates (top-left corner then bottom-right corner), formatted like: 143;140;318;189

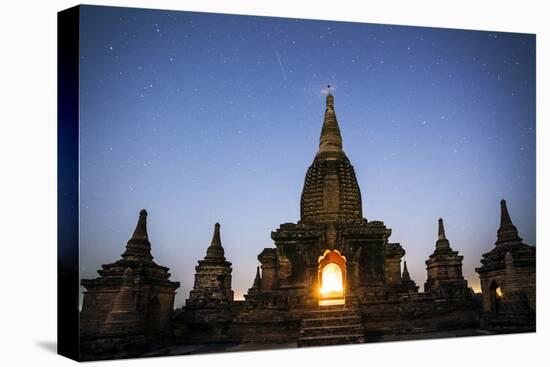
57;4;536;362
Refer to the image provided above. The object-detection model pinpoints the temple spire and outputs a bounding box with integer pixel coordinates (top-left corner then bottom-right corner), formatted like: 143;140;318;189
399;260;419;294
438;218;446;240
245;266;262;300
253;266;261;287
402;261;411;281
205;222;226;260
326;85;334;107
188;222;233;305
131;209;149;241
122;209;153;260
435;218;451;251
211;222;222;247
497;199;521;245
500;199;513;226
317;87;343;158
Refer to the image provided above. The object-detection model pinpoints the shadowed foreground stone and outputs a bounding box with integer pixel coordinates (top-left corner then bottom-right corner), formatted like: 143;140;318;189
80;210;179;358
476;200;536;331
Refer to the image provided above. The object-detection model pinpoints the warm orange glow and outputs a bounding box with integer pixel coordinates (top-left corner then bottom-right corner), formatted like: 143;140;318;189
320;263;343;298
319;298;345;306
496;287;503;297
317;250;346;307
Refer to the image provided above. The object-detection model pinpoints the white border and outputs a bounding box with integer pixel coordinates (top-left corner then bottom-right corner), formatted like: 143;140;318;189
1;1;547;366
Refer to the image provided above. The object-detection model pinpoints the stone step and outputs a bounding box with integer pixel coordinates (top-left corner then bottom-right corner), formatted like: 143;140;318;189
303;308;360;319
316;303;360;310
298;303;364;348
298;333;365;347
300;325;364;338
302;315;362;328
308;304;359;311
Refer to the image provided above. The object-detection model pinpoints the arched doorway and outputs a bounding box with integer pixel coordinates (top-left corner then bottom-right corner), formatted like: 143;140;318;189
489;281;502;317
318;250;346;306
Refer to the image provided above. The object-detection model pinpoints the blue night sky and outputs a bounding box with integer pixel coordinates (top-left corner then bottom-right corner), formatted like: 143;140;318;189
79;5;535;307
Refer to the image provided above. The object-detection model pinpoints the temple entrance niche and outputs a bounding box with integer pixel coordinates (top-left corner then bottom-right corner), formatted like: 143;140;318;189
489;280;502;316
318;250;346;306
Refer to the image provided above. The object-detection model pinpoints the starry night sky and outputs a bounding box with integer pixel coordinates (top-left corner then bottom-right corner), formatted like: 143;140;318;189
78;5;535;306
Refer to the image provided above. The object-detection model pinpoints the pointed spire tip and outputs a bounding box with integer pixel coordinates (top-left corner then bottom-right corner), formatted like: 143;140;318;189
205;221;226;260
212;222;221;241
497;198;520;244
318;88;342;156
438;217;446;240
326;93;334;108
402;260;411;280
500;198;513;226
130;208;149;241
